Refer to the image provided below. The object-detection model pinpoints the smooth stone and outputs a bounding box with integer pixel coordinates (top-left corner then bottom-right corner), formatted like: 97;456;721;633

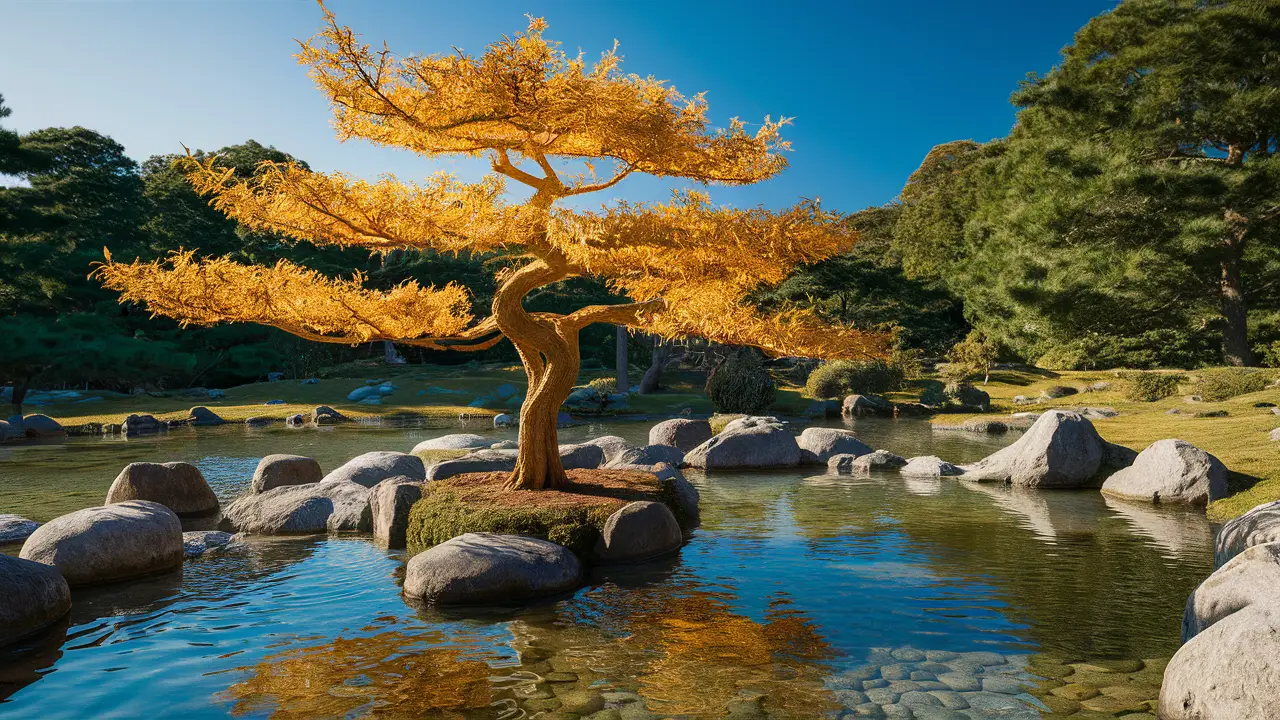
828;453;864;474
604;444;683;469
980;676;1026;695
412;433;491;452
889;680;925;693
121;413;164;437
594;501;682;562
958;691;1030;714
935;673;981;692
900;690;942;707
683;416;802;470
1215;499;1280;567
892;647;927;662
1051;683;1100;701
648;418;713;452
1183;541;1280;642
402;533;583;604
322;451;425;487
493;413;514;428
901;456;962;477
369;477;424;549
20;501;183;586
558;691;605;715
855;450;909;472
928;691;969;710
219;480;371;535
881;663;912;680
0;514;41;545
581;435;636;465
910;671;936;681
312;405;347;425
880;704;914;718
797;427;873;463
20;413;65;437
252;454;323;494
558;442;606;469
182;530;237;558
865;687;901;705
834;689;869;705
925;651;961;662
105;462;219;516
1101;438;1228;506
187;406;224;426
961;651;1007;666
0;553;71;647
962;410;1112;488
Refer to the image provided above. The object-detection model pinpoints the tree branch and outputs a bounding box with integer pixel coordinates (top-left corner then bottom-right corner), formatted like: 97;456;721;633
559;298;665;331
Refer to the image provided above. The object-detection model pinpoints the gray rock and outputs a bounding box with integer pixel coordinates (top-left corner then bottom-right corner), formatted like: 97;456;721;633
105;461;219;516
121;413;163;438
1077;406;1119;419
844;394;892;416
428;449;517;481
901;456;962;477
962;410;1107;488
263;399;285;405
1101;439;1228;506
648;419;713;452
559;442;606;470
312;405;347;425
219;480;371;535
188;406;225;427
245;416;272;427
322;451;425;488
828;453;864;475
892;647;927;661
928;691;969;710
285;413;305;427
958;692;1031;715
935;673;980;692
1272;427;1280;442
347;386;380;402
683;416;802;470
402;532;583;604
865;687;901;705
21;414;65;437
1159;603;1280;720
979;676;1026;695
0;514;41;545
493;413;514;428
1183;541;1280;642
0;553;70;647
252;454;323;494
1217;500;1280;567
606;444;683;469
182;530;237;558
798;427;873;464
20;501;183;586
900;691;942;707
582;435;637;465
595;501;682;563
412;433;491;453
854;450;908;472
953;385;990;410
490;440;518;450
369;476;424;549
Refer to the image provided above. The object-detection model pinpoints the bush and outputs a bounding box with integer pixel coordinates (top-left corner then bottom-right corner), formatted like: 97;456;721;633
587;376;616;394
705;348;776;413
804;359;904;399
1193;367;1273;401
1122;371;1181;402
1040;385;1079;399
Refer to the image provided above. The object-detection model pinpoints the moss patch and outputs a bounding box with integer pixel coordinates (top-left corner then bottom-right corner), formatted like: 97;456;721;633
405;469;683;558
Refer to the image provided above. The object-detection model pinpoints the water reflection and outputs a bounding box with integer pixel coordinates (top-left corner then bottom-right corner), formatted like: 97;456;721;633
1102;495;1215;560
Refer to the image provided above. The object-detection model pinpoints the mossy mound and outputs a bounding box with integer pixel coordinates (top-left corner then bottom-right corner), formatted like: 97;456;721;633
410;448;473;465
405;469;687;558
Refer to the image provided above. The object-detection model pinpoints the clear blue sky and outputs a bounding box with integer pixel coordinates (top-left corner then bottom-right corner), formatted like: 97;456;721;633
0;0;1117;212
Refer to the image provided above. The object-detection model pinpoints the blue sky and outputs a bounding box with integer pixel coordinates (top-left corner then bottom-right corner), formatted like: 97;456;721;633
0;0;1117;212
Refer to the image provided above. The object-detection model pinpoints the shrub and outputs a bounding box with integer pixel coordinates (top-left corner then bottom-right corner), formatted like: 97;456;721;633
705;348;776;413
1040;385;1079;399
804;359;904;399
587;376;616;394
1193;367;1273;401
1122;371;1181;402
945;331;998;383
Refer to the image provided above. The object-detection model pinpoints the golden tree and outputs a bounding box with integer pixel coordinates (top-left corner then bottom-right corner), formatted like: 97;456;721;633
96;3;888;490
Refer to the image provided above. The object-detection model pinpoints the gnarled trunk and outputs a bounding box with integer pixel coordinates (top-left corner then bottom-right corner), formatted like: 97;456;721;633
1221;209;1252;366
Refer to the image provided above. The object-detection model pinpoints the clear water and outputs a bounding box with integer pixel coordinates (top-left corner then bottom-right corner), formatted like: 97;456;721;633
0;418;1213;718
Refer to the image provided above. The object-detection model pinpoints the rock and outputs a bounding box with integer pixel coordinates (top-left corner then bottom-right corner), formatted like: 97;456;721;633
244;416;272;427
843;394;891;416
828;453;863;474
1159;603;1280;719
359;396;382;406
605;444;683;469
1100;439;1228;507
252;454;323;494
347;386;380;402
901;456;962;477
427;449;518;481
1041;385;1079;399
1077;407;1119;419
490;440;518;450
402;532;583;604
208;389;226;399
20;501;183;586
1271;427;1280;442
285;413;305;427
322;451;425;488
0;554;71;647
962;410;1108;488
1183;541;1280;643
21;414;65;437
105;461;219;516
648;419;713;452
121;413;163;438
219;480;371;535
804;400;842;418
582;435;637;465
188;406;225;427
312;405;346;425
559;443;606;470
953;384;990;409
683;416;802;470
595;501;683;562
1219;501;1280;567
300;378;319;385
369;477;424;549
0;515;41;545
1013;395;1037;405
0;419;16;441
182;530;238;558
853;450;908;472
412;433;492;453
263;399;285;406
797;427;873;463
894;402;934;417
493;413;514;428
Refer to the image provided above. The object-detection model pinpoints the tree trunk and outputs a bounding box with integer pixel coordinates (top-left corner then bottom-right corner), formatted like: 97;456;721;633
615;325;628;393
11;380;27;417
639;336;670;394
1221;209;1253;366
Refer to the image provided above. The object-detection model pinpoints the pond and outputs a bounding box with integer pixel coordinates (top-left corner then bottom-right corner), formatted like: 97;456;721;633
0;417;1212;718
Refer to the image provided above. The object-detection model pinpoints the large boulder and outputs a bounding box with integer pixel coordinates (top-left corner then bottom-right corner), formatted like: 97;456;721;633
402;533;583;605
1216;500;1280;568
854;449;908;472
582;435;636;466
187;406;225;427
21;414;65;438
312;405;347;425
558;443;605;470
0;514;41;545
962;410;1111;488
842;394;891;416
347;386;380;402
605;444;684;469
649;419;713;452
827;454;862;475
411;434;491;453
1101;439;1228;507
105;461;219;516
20;501;184;586
797;427;873;464
683;416;802;470
219;480;371;535
594;501;683;563
121;413;163;438
1182;542;1280;643
1159;603;1280;719
901;456;963;477
369;477;424;549
252;454;323;494
427;449;518;481
0;554;71;647
322;451;425;488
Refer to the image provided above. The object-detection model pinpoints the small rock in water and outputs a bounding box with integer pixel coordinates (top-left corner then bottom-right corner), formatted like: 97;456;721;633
892;647;927;662
183;530;239;558
285;413;306;427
